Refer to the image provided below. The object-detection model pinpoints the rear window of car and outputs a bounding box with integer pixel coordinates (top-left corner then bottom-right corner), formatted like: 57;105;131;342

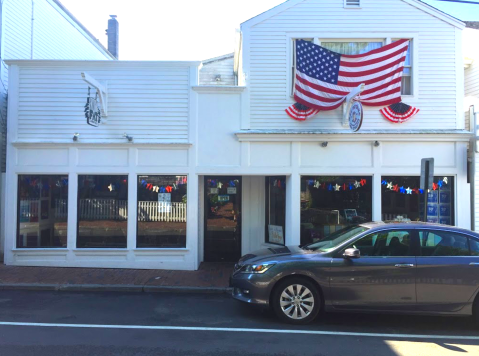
418;230;479;257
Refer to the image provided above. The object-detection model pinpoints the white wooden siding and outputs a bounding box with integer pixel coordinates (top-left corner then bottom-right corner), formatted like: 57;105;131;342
199;56;235;85
14;63;193;143
245;0;460;130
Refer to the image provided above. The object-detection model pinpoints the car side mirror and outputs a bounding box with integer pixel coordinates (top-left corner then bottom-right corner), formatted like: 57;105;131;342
343;248;360;259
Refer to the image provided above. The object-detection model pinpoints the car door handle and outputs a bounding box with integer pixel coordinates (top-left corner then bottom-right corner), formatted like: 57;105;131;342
395;264;415;268
470;263;479;266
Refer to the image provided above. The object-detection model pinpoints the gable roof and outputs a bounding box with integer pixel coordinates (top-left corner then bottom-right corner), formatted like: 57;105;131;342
51;0;116;60
241;0;465;30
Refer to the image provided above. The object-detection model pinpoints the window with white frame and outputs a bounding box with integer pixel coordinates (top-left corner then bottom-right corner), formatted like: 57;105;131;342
291;38;413;97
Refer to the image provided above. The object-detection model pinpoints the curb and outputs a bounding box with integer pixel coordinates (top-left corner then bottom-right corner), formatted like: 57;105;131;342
0;283;232;294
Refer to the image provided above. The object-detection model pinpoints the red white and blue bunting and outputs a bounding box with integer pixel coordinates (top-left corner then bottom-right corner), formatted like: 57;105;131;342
381;177;448;194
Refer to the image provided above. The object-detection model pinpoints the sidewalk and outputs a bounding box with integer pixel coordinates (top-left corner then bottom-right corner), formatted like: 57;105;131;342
0;262;233;293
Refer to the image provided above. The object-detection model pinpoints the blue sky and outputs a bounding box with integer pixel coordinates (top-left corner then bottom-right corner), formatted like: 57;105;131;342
59;0;479;61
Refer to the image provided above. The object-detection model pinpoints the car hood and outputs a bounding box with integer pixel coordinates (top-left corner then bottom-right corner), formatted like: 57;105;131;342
237;245;307;264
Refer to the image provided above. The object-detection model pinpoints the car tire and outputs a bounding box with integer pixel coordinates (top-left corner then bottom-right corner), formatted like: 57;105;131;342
272;277;321;325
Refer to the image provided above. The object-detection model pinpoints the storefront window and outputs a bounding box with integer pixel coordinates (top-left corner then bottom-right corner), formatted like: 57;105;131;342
300;176;372;246
137;175;187;248
17;175;68;248
77;175;128;248
265;177;286;245
381;176;454;225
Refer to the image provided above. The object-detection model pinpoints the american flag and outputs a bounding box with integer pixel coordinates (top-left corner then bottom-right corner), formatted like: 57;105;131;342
291;39;410;112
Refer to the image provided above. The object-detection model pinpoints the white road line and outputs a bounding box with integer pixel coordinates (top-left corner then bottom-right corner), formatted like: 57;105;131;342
0;321;477;340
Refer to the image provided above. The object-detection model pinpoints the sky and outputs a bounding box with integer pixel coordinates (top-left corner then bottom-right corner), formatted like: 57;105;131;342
59;0;479;61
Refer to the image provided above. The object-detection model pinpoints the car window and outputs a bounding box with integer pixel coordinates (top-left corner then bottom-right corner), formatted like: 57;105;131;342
469;238;479;256
418;230;470;256
349;230;413;257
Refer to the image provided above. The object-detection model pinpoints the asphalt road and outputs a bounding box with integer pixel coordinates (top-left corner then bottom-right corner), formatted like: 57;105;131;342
0;290;478;355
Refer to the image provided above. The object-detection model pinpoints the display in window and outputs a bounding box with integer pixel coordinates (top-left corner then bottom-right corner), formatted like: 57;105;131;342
382;176;454;225
300;176;372;246
137;175;187;248
286;39;418;127
17;175;69;248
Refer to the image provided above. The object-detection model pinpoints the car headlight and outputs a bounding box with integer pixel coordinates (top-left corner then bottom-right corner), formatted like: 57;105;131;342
240;263;275;274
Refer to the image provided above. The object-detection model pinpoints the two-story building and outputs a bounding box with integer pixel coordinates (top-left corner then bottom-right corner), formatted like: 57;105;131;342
0;0;116;259
2;0;471;270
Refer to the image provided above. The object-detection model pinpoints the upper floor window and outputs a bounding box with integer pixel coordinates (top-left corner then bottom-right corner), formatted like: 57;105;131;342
292;38;413;97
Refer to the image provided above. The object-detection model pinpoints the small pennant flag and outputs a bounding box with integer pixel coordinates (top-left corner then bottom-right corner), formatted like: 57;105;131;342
285;102;320;121
380;102;419;124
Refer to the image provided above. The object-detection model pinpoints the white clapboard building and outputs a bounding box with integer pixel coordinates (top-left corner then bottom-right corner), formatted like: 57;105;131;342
3;0;473;270
0;0;115;259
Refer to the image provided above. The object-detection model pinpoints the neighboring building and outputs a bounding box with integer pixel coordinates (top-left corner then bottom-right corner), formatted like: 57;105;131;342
0;0;115;259
199;53;236;86
3;0;471;270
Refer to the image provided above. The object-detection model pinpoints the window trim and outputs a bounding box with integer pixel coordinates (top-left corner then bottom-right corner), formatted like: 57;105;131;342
265;176;286;246
287;33;418;102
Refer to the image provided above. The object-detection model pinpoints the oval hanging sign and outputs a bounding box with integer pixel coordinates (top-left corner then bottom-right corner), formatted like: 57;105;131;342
348;101;363;132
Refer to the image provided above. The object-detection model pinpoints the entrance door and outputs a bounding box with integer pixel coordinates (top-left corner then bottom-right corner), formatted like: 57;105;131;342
204;176;241;262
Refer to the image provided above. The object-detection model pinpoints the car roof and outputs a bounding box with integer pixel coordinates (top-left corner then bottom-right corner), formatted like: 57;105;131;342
360;221;479;237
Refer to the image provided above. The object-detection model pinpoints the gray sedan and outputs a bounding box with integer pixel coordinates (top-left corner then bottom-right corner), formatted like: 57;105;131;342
230;222;479;324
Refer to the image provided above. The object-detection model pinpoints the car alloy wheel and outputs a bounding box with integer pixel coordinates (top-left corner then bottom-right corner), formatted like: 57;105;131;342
272;277;321;325
280;284;314;320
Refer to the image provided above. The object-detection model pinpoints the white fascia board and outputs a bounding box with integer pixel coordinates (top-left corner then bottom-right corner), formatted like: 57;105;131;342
241;0;304;30
48;0;115;60
4;59;202;68
402;0;465;30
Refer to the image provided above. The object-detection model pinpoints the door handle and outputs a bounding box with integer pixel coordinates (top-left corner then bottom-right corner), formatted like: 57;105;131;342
470;263;479;266
395;264;415;268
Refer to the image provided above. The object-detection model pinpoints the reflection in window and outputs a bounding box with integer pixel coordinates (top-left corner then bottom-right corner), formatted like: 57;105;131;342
419;230;469;256
300;176;372;246
265;177;286;245
351;230;413;257
17;175;68;248
77;175;128;248
381;176;454;225
137;175;187;248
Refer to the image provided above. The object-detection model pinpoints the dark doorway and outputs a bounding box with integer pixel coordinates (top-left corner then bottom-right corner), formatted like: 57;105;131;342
204;176;242;262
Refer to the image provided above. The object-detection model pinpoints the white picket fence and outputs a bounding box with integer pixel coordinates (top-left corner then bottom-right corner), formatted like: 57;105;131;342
20;199;186;223
138;201;187;222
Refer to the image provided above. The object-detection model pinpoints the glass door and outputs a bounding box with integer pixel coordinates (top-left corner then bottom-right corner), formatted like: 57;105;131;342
204;177;241;262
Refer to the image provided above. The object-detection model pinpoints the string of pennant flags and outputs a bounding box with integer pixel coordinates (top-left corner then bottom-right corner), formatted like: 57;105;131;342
307;178;368;192
140;176;187;193
381;177;448;194
208;179;239;188
20;177;68;191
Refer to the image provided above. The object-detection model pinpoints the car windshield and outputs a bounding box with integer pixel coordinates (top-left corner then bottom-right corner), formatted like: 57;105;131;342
303;225;369;252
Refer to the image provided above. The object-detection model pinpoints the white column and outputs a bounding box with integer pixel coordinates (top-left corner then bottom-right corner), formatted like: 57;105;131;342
127;172;138;250
66;173;78;250
456;142;471;229
372;142;382;222
285;173;300;246
186;173;199;269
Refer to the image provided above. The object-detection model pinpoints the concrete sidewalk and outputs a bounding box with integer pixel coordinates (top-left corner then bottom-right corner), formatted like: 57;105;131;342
0;263;233;293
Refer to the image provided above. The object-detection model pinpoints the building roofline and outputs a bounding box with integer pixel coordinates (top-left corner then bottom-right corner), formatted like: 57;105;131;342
4;59;202;67
202;53;234;64
51;0;117;60
241;0;465;30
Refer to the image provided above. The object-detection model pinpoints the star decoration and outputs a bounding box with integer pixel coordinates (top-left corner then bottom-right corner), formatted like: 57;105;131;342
406;187;412;195
217;182;223;189
399;186;406;194
334;184;341;192
108;184;115;192
443;177;448;184
314;181;320;189
387;182;393;189
354;181;361;188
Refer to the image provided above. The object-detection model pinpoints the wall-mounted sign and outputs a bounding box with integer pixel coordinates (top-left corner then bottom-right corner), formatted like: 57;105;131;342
348;101;363;132
268;225;284;245
85;87;102;127
218;195;230;202
209;188;219;195
227;187;237;195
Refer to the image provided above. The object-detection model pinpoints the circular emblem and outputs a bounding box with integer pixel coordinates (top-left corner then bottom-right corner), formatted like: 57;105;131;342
348;101;363;132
